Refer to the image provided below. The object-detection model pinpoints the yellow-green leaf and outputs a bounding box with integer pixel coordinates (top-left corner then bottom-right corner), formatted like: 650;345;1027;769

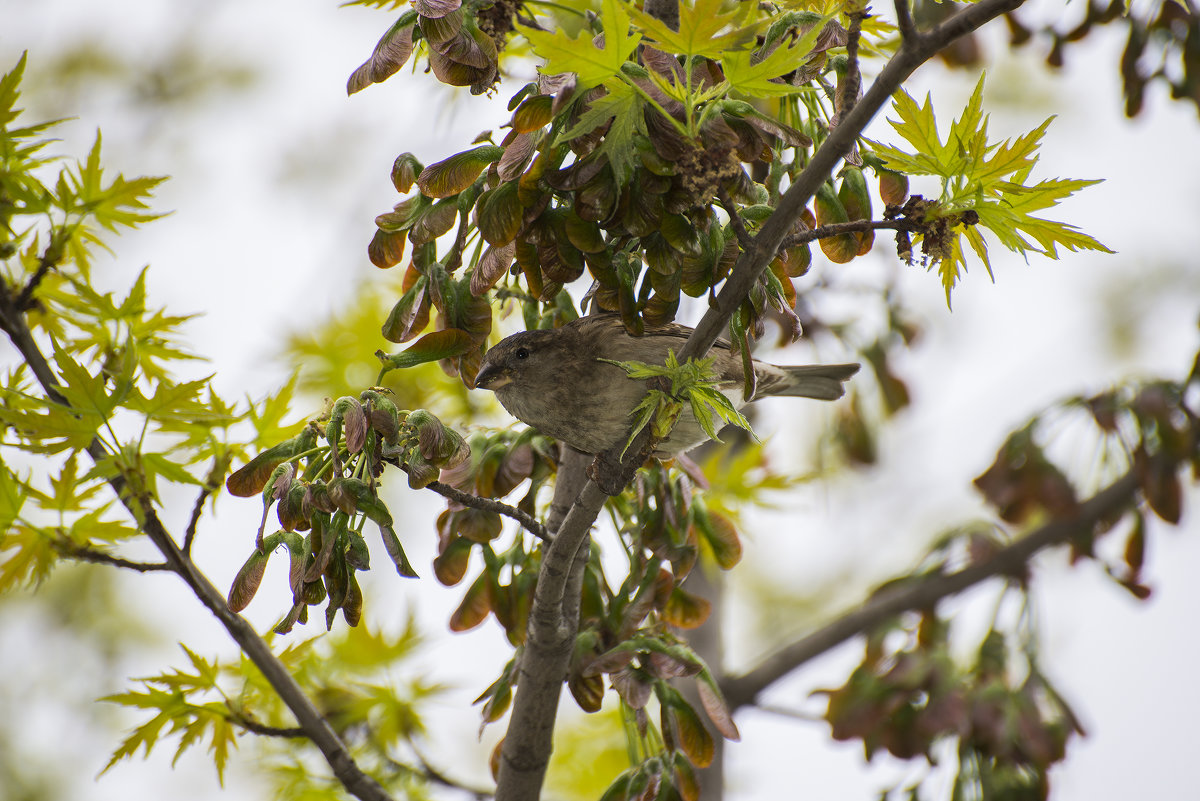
519;0;641;88
628;0;760;59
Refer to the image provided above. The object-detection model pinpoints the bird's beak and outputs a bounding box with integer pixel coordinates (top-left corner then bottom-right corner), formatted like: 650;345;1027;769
474;363;512;390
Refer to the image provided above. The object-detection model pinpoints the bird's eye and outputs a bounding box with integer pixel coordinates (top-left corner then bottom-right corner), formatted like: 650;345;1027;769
515;347;530;360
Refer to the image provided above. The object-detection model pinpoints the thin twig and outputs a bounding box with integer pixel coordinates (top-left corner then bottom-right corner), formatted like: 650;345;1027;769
838;11;865;122
56;542;173;573
410;746;495;798
184;469;223;556
231;713;307;738
14;243;61;312
720;470;1142;710
716;186;754;252
426;480;551;543
780;217;925;250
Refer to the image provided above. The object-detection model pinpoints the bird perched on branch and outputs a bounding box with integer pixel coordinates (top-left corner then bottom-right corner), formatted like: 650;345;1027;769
474;314;859;457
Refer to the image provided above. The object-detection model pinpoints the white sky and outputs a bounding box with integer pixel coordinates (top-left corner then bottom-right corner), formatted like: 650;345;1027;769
2;1;1199;800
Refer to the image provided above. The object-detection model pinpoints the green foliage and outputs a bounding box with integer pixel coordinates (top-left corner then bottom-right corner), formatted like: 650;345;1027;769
0;55;449;796
627;0;760;60
0;56;164;276
320;2;1132;794
280;282;477;421
869;74;1112;303
599;350;754;455
101;623;439;791
0;54;267;592
521;0;642;89
100;645;238;784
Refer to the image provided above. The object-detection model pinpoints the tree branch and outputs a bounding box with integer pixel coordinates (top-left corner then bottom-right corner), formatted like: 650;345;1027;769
14;240;61;312
231;712;307;738
716;186;754;252
426;480;551;543
780;218;925;250
837;10;865;122
720;470;1142;710
546;447;593;536
894;0;917;40
676;0;1027;366
184;467;222;556
55;541;172;573
395;748;496;799
495;480;608;801
0;280;397;801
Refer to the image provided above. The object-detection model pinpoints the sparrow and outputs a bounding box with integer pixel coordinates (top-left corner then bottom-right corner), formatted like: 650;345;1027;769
474;314;859;457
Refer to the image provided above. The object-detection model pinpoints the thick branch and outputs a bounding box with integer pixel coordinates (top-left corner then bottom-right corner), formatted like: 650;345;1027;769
721;470;1141;710
642;0;680;31
546;448;593;536
495;480;608;801
676;0;1027;365
427;480;551;543
0;282;396;801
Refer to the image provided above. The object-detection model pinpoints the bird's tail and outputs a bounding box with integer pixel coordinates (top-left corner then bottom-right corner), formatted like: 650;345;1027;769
773;363;861;401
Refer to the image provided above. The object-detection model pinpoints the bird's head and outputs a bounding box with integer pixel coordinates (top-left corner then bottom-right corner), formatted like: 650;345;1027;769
474;328;563;392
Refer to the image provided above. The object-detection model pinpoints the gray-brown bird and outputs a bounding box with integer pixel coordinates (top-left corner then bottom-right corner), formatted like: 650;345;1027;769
474;315;859;457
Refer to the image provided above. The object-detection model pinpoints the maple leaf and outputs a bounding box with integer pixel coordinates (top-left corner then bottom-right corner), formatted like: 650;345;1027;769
628;0;761;60
721;11;835;98
559;81;646;185
869;74;1112;305
519;0;641;89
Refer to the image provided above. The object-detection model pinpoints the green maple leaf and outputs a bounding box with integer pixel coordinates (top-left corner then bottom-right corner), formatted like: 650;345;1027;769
53;343;119;421
869;74;1112;305
54;132;165;273
720;12;834;98
559;80;646;185
519;0;641;88
628;0;760;60
68;133;166;229
601;350;755;454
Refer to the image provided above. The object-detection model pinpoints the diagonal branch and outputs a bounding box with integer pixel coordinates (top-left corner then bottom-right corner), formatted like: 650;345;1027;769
495;479;609;801
0;280;396;801
720;470;1141;711
676;0;1027;366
